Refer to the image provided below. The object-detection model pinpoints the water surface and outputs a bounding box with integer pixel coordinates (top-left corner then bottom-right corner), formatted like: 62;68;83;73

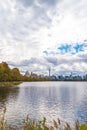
0;82;87;126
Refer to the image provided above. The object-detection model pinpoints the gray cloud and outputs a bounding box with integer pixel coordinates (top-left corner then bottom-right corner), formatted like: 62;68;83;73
78;53;87;59
46;57;58;66
18;0;34;7
8;57;50;74
38;0;58;7
15;0;59;30
45;54;87;67
18;0;59;8
8;57;47;68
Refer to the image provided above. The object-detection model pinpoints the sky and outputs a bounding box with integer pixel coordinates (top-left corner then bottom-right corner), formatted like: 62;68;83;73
0;0;87;75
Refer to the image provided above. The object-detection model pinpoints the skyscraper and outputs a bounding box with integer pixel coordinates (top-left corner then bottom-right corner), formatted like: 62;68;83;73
49;68;51;77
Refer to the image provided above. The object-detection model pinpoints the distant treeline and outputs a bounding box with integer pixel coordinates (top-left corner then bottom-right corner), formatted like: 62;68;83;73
0;62;50;82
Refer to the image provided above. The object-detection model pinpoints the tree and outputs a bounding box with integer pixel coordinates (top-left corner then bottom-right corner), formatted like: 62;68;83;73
0;62;11;81
11;68;21;81
0;62;22;81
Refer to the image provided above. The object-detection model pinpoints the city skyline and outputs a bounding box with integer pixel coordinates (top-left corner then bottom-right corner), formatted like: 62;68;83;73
0;0;87;74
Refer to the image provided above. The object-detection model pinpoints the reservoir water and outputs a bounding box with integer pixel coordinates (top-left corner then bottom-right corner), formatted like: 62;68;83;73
0;82;87;126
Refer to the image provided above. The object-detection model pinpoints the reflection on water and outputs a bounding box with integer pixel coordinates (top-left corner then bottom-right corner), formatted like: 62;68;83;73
0;82;87;126
0;86;19;109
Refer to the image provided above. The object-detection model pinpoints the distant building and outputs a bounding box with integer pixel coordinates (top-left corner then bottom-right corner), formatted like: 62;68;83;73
31;72;38;78
24;71;30;77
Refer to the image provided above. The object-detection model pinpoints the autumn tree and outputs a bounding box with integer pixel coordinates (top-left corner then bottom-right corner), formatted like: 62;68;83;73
11;68;22;81
0;62;22;81
0;62;11;81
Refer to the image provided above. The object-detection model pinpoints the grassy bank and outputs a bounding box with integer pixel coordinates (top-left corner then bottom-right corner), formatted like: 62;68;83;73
0;108;87;130
0;81;22;87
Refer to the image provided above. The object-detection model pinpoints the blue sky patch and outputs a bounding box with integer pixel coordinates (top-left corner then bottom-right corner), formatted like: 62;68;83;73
43;50;49;55
74;44;84;53
43;42;87;56
58;44;72;54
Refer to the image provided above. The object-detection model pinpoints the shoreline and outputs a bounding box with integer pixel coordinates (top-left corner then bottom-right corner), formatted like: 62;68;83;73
0;81;22;87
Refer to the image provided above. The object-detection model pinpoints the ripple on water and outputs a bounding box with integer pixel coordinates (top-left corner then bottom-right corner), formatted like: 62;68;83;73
0;82;87;126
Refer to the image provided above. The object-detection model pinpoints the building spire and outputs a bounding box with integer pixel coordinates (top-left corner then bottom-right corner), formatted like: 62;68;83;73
49;67;51;77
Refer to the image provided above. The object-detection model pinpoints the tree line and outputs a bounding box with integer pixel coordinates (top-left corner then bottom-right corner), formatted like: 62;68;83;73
0;62;23;81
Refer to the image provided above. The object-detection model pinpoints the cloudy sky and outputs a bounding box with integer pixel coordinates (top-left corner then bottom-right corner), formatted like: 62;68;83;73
0;0;87;75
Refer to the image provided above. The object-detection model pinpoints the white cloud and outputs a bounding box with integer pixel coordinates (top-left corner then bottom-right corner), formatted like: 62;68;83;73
0;0;87;74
